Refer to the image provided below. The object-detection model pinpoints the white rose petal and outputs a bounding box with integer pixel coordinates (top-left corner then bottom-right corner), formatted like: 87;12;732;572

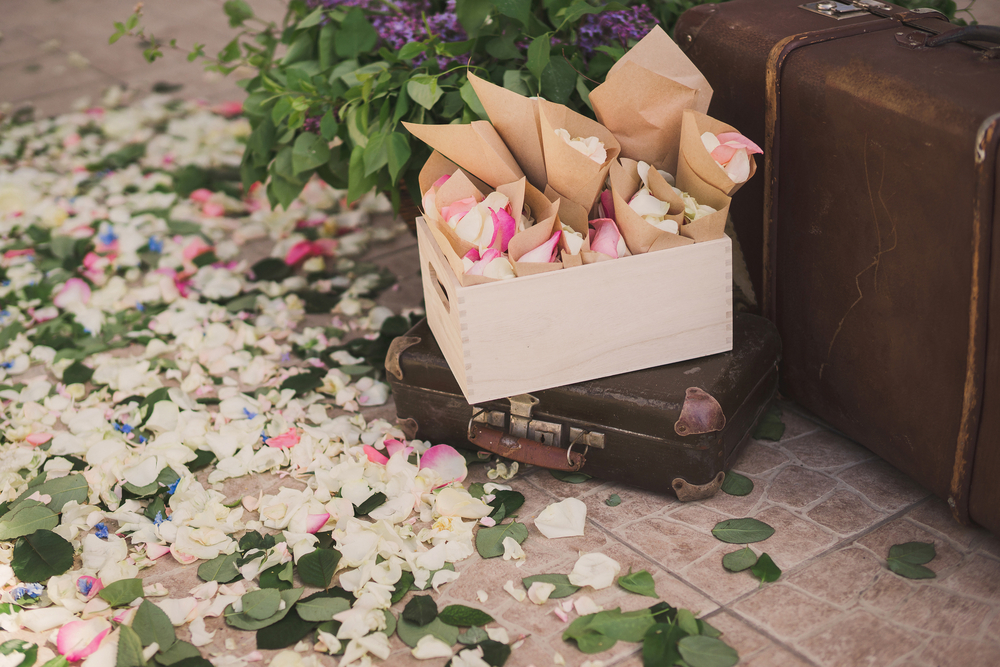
502;580;526;602
527;581;557;605
411;635;454;660
569;553;621;590
533;497;586;538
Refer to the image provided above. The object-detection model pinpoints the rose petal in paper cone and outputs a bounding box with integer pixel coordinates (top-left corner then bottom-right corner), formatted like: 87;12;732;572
518;231;561;264
420;444;467;484
466;248;501;276
716;132;763;154
57;618;111;662
600;190;616;221
442;197;478;225
709;142;739;166
590;219;627;259
490;207;517;252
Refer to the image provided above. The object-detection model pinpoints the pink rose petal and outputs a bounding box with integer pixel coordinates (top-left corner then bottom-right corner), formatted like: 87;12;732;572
145;543;171;560
709;143;739;166
600;190;615;222
465;248;501;276
182;238;213;261
266;428;300;449
384;438;414;458
724;149;751;183
441;197;478;225
306;513;330;533
554;608;569;622
76;575;103;600
419;444;468;485
26;433;53;446
590;219;623;259
211;100;244;117
479;517;496;527
363;445;389;465
202;202;226;217
518;231;561;264
189;189;214;203
53;278;91;309
716;132;763;154
285;240;314;266
490;208;517;252
57;619;111;662
463;248;481;262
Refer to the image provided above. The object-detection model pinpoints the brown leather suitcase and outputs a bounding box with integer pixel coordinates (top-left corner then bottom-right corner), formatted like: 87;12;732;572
385;314;780;499
675;1;1000;529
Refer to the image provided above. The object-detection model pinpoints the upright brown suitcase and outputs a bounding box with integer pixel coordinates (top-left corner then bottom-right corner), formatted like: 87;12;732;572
676;1;1000;530
386;314;780;499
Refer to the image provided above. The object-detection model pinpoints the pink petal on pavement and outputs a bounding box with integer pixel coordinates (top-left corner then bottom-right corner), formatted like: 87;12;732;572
182;238;213;261
490;208;517;252
53;278;92;309
554;608;569;622
26;433;53;446
384;439;413;458
266;428;300;449
600;189;615;222
145;543;171;560
419;444;468;485
709;143;739;166
590;219;623;259
518;231;561;264
363;445;389;465
57;619;111;662
77;575;104;600
189;189;214;203
211;100;244;117
202;202;226;218
306;513;330;533
284;240;314;266
716;132;763;154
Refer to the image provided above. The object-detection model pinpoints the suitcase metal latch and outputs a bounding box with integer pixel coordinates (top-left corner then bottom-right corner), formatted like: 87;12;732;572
800;1;866;19
471;394;605;450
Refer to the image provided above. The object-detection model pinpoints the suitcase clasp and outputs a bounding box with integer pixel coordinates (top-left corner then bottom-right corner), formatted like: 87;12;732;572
470;394;605;451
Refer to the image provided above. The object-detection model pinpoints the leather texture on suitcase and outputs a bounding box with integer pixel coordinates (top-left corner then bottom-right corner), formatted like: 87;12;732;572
676;0;1000;529
386;314;780;499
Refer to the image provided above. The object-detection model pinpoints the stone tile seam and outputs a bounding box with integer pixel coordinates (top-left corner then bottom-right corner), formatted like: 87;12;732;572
701;607;824;667
761;485;894;534
901;513;1000;565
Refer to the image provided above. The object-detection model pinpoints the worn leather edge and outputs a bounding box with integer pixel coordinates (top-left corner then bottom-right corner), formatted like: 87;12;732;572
672;471;726;501
384;336;422;381
951;112;1000;524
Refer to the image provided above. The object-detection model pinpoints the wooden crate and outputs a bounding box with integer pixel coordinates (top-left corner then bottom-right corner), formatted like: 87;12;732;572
416;218;734;404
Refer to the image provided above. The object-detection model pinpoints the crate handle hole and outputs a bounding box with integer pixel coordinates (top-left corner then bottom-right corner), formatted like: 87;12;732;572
427;262;450;313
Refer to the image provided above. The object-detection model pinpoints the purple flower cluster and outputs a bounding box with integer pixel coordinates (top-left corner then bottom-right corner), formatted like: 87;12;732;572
304;0;467;67
576;5;657;58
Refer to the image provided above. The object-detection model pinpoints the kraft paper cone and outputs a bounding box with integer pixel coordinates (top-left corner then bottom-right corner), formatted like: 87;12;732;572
543;184;588;235
509;207;562;277
524;182;557;229
537;99;620;214
419;151;489;196
676;155;731;243
590;25;713;175
678;109;757;196
404;120;524;189
432;169;485;261
609;159;692;254
467;72;547;191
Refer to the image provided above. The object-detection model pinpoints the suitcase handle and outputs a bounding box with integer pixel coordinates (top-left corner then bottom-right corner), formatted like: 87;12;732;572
925;25;1000;48
467;422;586;472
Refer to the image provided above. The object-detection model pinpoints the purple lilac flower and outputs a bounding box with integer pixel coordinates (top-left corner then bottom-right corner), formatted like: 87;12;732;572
576;5;657;58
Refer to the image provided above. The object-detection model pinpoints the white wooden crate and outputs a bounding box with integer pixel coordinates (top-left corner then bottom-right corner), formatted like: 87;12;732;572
416;217;733;404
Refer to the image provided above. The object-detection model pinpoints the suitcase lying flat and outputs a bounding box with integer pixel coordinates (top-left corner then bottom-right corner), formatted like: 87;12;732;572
676;0;1000;528
385;314;780;499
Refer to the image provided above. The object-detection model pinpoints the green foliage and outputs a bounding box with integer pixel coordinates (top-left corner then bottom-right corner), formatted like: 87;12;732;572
475;520;528;558
297;548;342;589
438;604;494;627
887;541;937;579
402;595;438;626
98;578;145;607
11;530;74;582
617;569;658;598
720;471;753;496
752;406;785;441
521;573;580;599
750;552;781;584
711;518;775;544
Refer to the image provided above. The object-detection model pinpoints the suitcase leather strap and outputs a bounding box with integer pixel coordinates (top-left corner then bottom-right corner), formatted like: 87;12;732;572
467;422;586;472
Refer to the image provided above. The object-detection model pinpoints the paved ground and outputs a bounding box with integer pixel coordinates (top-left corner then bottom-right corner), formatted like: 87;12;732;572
4;1;1000;666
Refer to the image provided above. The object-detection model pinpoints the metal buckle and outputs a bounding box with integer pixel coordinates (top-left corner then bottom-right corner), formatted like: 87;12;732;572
566;429;590;467
800;1;866;19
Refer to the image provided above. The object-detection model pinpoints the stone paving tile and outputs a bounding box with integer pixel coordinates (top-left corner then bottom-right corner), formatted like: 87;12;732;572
742;644;820;667
679;545;764;606
855;516;965;574
734;584;844;642
890;585;992;638
747;507;839;571
578;481;679;531
786;547;883;608
614;517;722;574
795;610;923;667
837;458;931;512
731;440;792;476
772;404;824;442
765;466;838;509
918;635;1000;667
941;553;1000;604
780;429;876;470
806;489;887;536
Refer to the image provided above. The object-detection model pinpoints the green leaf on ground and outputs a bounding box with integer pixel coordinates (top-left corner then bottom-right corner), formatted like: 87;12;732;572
132;599;176;650
521;574;579;599
751;553;781;584
12;530;74;582
752;406;785;441
605;494;622;507
259;561;293;590
255;612;318;650
15;473;90;512
0;640;38;667
395;616;459;648
476;521;528;558
354;492;387;516
390;570;414;604
116;625;147;667
588;608;656;642
224;588;303;631
887;542;937;579
471;639;511;667
438;604;494;627
675;608;700;636
297;548;341;589
487;491;524;520
562;614;617;654
458;626;489;645
0;503;58;540
295;596;350;622
99;578;144;607
62;361;94;385
241;589;281;620
402;595;438;627
722;547;757;573
155;640;201;665
643;622;688;667
720;471;753;497
549;470;592;484
617;569;658;598
711;518;775;544
677;635;740;667
197;553;241;583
